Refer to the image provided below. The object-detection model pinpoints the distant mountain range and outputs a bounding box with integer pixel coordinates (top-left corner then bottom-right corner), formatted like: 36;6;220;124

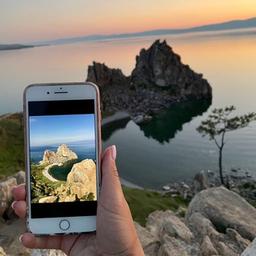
1;17;256;50
35;17;256;45
0;44;34;51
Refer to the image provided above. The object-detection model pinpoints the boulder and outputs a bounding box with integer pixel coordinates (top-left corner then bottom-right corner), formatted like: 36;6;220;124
186;187;256;241
67;159;97;200
186;212;220;241
157;234;198;256
14;171;25;185
226;228;250;251
192;170;210;194
0;177;17;217
134;222;160;256
242;238;256;256
200;236;218;256
216;241;238;256
147;210;193;243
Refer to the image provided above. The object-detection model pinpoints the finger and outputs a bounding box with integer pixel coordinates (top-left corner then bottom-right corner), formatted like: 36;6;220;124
101;145;122;192
12;200;27;218
12;184;26;201
20;233;62;250
99;145;127;212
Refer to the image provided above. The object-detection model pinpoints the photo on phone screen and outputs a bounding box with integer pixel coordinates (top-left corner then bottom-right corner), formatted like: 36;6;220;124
28;99;98;218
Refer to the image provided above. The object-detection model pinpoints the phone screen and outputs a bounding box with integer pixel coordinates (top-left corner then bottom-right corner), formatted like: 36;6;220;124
28;100;97;218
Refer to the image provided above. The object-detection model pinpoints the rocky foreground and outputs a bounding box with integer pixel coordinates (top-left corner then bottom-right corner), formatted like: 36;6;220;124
86;40;212;123
1;172;256;255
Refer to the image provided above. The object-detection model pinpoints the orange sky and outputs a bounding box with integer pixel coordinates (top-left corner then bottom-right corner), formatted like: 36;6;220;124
1;0;256;43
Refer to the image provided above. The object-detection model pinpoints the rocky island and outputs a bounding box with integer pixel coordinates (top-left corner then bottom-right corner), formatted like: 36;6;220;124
31;144;96;203
40;144;78;165
87;40;212;123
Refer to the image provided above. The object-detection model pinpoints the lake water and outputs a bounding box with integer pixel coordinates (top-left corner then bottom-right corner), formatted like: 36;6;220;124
1;29;256;189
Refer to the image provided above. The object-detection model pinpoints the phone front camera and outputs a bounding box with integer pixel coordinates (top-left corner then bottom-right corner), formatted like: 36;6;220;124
47;92;50;94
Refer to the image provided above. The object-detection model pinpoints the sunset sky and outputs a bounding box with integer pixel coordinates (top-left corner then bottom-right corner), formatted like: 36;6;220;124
1;0;256;43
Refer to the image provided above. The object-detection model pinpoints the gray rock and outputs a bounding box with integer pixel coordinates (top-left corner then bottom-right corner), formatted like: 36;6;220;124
186;212;220;241
14;170;25;185
192;170;210;194
157;235;189;256
132;115;145;124
216;241;238;256
242;238;256;256
226;228;250;251
200;236;218;256
186;187;256;241
134;222;160;256
0;177;17;217
147;210;193;243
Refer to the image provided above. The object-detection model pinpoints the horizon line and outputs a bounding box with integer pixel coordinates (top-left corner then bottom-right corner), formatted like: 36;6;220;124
1;15;256;45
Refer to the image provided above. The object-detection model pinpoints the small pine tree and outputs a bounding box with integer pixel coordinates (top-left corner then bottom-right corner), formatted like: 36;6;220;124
197;106;256;187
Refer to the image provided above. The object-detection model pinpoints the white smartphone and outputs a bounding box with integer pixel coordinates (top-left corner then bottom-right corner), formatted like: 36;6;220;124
23;82;101;235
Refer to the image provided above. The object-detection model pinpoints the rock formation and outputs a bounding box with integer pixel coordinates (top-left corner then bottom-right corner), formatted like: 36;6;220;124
66;159;96;200
40;144;78;165
86;40;212;123
87;61;129;88
41;159;97;203
0;171;25;219
131;40;212;99
186;186;256;241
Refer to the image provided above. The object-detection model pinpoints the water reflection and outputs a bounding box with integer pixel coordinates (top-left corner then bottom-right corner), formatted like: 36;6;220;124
102;99;211;144
139;99;211;143
102;117;130;141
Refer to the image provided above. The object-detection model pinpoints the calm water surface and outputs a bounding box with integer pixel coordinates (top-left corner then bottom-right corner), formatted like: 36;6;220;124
1;30;256;188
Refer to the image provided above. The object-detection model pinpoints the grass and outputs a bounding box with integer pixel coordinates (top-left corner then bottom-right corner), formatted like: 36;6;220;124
123;186;189;226
0;113;24;178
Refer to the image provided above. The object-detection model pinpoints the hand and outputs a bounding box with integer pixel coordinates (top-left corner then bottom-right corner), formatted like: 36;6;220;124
12;145;144;256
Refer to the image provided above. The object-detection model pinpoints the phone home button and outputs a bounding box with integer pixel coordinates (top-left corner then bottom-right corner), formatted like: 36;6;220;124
59;219;70;231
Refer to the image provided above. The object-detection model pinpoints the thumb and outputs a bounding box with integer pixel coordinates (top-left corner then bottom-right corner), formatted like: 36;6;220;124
99;145;130;215
99;145;126;210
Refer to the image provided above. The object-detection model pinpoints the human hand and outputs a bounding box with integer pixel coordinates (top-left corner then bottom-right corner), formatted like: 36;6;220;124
12;145;144;255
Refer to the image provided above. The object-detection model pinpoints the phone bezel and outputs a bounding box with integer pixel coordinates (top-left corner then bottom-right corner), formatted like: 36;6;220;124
23;82;101;235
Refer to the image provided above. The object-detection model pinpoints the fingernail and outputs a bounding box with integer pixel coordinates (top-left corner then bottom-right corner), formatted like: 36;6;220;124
19;235;23;243
11;201;17;209
111;145;117;160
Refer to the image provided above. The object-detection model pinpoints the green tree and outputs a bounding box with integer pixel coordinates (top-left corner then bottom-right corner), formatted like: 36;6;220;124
197;106;256;187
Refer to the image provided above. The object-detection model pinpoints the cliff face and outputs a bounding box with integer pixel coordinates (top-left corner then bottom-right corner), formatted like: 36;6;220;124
40;144;78;165
86;40;212;122
66;159;96;200
131;40;212;99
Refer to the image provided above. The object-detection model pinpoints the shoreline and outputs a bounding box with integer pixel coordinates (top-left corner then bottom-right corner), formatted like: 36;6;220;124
102;111;130;126
42;163;59;182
